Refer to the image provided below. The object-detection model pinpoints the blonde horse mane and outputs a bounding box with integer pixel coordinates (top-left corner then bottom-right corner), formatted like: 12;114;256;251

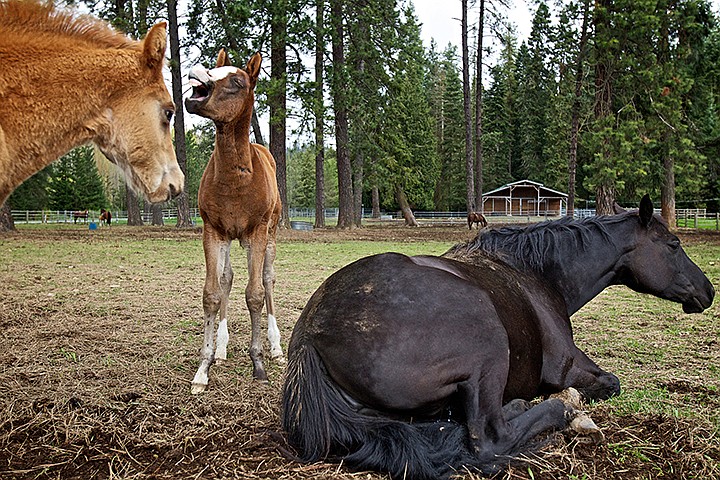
0;0;138;50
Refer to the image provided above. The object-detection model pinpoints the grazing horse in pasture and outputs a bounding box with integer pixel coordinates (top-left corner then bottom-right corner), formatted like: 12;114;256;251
282;195;714;479
0;0;184;206
185;51;284;394
467;211;487;229
72;210;88;223
99;209;112;225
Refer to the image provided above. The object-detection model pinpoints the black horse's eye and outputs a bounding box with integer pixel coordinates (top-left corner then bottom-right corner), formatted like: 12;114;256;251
669;238;680;250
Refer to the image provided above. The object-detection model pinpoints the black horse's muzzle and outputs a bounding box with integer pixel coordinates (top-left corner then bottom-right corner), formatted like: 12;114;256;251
682;280;715;313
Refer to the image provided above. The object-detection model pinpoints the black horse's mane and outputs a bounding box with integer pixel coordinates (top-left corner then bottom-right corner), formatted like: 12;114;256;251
448;212;635;272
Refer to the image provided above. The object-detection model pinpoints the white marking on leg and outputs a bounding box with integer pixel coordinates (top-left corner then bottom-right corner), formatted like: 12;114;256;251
191;360;211;395
267;314;284;360
216;317;229;361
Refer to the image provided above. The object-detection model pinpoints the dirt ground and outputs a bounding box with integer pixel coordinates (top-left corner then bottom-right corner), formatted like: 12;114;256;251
0;223;718;479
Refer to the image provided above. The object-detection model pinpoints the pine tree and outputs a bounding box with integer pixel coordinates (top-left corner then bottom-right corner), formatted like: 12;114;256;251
430;44;467;211
380;6;439;221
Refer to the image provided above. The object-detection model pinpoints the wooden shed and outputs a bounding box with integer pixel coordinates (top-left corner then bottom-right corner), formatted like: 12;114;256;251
482;180;567;216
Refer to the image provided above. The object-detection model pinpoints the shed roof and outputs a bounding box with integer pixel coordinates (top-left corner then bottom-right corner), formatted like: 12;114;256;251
484;179;568;198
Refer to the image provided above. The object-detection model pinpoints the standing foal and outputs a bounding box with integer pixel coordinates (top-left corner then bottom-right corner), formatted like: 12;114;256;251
185;51;283;394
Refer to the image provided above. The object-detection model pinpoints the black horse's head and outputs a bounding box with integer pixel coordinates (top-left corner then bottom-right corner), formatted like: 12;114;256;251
616;195;714;313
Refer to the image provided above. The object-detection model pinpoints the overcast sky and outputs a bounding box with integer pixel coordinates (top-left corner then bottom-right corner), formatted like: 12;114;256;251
412;0;533;51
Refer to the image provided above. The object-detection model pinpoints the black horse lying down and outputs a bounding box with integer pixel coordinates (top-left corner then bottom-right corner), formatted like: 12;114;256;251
282;195;714;479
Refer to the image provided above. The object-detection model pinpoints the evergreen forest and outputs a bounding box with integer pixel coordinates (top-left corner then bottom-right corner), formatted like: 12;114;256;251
7;0;720;229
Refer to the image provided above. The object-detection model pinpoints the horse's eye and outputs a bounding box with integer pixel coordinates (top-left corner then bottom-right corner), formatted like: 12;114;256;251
232;77;246;89
164;109;174;123
669;239;680;250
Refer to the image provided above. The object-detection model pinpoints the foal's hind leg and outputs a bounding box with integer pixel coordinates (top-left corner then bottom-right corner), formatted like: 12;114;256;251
191;232;232;394
263;231;284;362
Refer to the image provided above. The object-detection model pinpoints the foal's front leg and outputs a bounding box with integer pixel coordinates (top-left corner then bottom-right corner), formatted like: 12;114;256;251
247;233;270;381
191;233;232;394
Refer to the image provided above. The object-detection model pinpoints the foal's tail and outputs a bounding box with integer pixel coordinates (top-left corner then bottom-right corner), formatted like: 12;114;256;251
281;342;488;480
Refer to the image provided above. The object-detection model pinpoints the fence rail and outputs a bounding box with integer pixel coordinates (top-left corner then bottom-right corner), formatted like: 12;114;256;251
10;208;720;230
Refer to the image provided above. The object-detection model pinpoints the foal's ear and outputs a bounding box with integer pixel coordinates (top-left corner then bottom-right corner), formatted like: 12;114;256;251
613;203;626;215
246;52;262;84
142;22;167;73
215;49;232;68
639;194;654;227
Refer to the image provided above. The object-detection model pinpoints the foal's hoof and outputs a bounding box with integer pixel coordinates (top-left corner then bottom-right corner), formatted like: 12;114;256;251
252;368;269;384
191;383;207;395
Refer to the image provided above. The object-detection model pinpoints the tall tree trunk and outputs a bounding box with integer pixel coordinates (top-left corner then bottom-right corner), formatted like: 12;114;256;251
0;202;15;232
352;151;363;227
151;204;164;226
168;0;192;227
372;184;380;218
330;0;354;229
568;0;590;218
593;0;615;215
661;141;675;228
251;113;265;145
270;0;289;228
658;0;676;228
473;0;485;211
314;0;326;229
461;0;475;212
395;184;418;227
126;186;143;226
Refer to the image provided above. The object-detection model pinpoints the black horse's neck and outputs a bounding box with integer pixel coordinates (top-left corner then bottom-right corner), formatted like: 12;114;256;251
447;214;637;316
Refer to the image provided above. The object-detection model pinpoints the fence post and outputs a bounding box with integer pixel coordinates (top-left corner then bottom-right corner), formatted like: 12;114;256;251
694;211;698;229
716;212;719;231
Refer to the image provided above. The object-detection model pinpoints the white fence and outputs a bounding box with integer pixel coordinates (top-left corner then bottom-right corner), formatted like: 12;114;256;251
10;207;720;230
10;208;201;225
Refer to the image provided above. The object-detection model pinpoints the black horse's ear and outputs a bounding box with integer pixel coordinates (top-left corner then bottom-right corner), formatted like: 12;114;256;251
639;194;653;227
613;203;626;215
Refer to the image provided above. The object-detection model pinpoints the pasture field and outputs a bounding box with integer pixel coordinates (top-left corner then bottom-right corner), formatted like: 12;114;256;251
0;223;718;479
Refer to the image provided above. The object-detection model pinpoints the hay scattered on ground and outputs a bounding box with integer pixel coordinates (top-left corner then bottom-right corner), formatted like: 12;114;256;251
0;225;718;479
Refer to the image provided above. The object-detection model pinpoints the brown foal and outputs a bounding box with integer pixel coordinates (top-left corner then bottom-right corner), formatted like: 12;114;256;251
185;50;283;394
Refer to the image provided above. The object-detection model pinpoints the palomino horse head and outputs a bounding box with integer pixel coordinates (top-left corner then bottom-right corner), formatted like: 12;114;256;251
90;23;184;203
617;195;714;313
185;50;261;123
0;2;183;205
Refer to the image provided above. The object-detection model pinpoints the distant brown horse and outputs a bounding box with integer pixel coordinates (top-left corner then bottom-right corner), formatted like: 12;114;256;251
99;209;112;225
468;211;487;229
73;210;88;223
0;0;184;206
185;50;284;394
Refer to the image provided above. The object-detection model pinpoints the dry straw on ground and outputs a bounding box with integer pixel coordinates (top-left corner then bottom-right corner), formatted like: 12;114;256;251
0;225;718;479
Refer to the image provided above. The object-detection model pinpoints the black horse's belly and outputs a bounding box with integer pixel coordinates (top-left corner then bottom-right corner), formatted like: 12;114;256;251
293;252;544;415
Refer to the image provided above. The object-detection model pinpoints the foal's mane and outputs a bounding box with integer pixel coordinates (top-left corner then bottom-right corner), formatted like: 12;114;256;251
0;0;137;50
449;213;634;271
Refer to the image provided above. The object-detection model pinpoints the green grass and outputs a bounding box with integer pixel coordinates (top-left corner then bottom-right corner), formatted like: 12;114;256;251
1;224;718;479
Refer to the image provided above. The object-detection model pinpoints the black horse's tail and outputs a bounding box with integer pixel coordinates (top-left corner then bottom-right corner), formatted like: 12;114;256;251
281;342;489;480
